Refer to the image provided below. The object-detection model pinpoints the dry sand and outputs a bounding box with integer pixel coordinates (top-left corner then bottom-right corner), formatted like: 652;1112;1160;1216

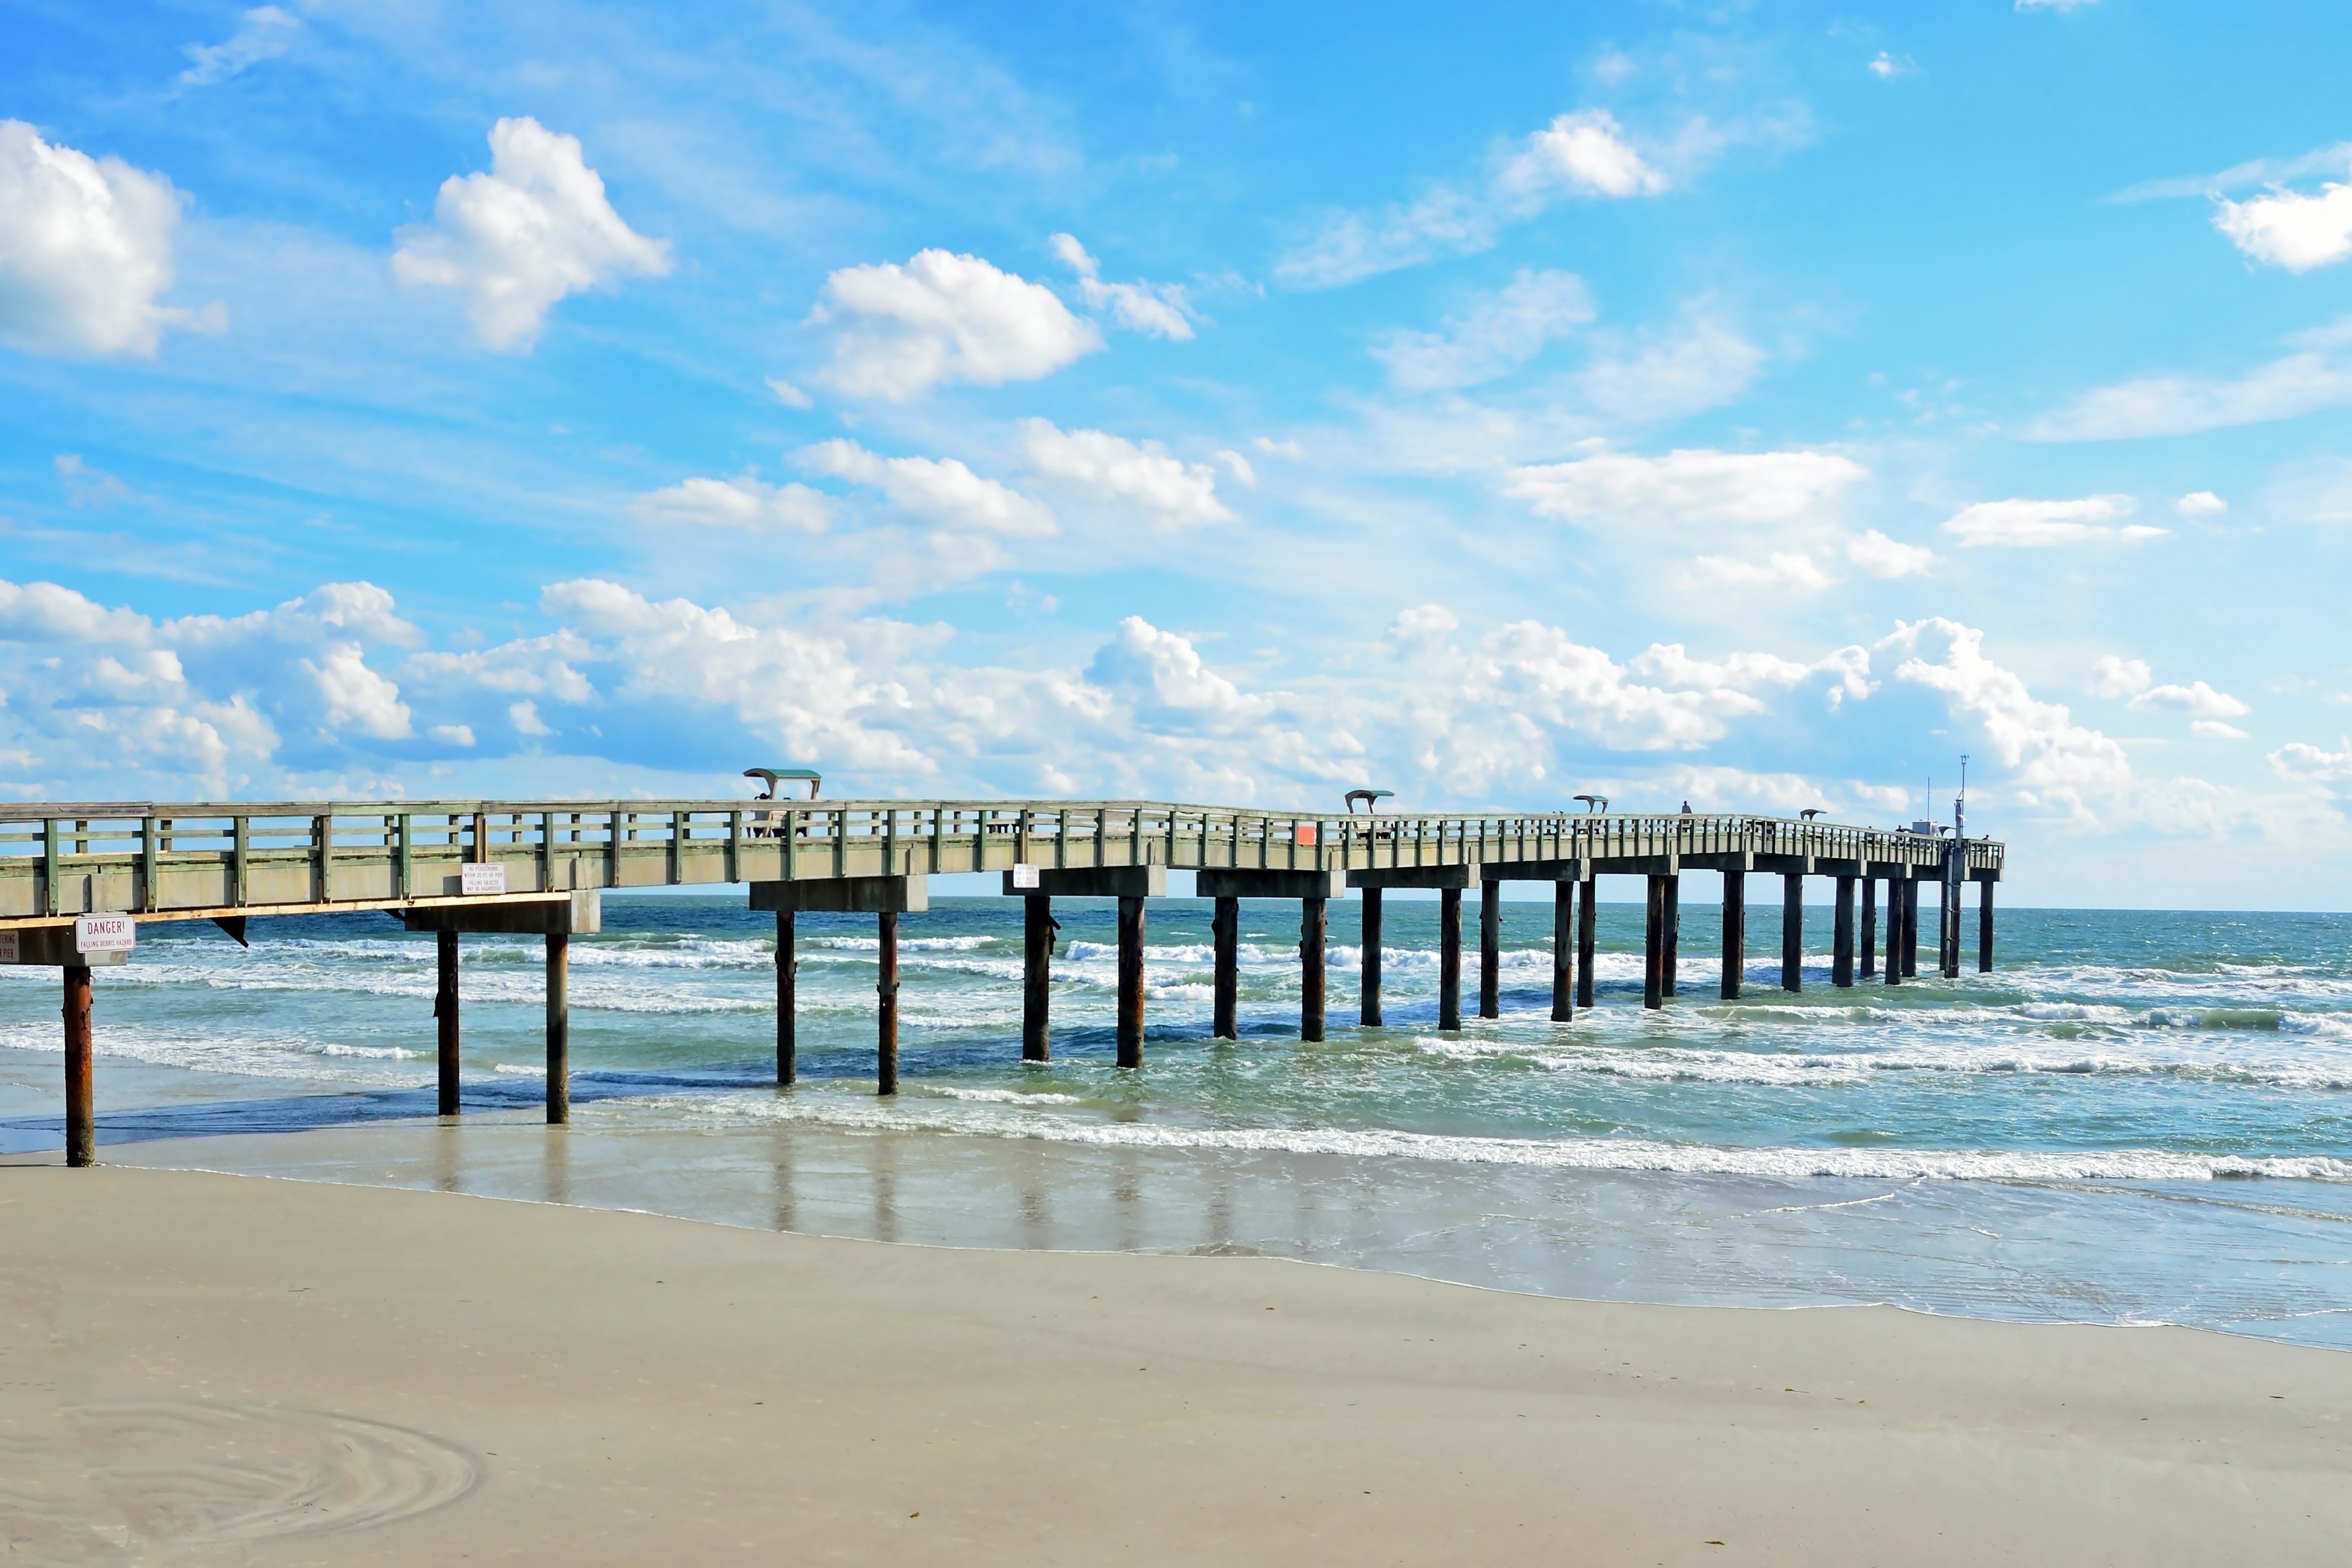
3;1164;2348;1566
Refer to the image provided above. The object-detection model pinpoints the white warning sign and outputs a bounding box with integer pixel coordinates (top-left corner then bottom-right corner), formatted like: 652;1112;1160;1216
76;914;137;954
1011;862;1040;890
462;862;507;895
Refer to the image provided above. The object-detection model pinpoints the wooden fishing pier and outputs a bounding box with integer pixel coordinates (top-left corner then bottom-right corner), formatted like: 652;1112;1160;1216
1;798;2004;1164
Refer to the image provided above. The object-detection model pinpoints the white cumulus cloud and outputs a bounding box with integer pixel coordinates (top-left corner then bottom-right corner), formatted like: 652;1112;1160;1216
1493;111;1667;204
631;475;831;534
1847;529;1936;578
811;248;1102;400
1506;447;1866;526
1883;618;2131;822
1941;495;2166;547
1373;269;1594;390
392;117;670;352
798;439;1054;537
2214;181;2352;272
0;121;219;356
2270;738;2352;782
2175;490;2228;515
1019;420;1233;528
2090;655;2152;699
2131;680;2250;720
1084;617;1268;733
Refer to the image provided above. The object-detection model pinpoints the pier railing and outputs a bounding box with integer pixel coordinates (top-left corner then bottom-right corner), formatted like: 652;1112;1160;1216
0;800;2001;925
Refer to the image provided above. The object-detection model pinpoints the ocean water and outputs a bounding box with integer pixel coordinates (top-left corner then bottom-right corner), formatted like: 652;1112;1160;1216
3;892;2348;1347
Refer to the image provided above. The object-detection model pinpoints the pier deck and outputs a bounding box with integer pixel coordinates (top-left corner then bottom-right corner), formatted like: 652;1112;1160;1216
1;799;2004;1165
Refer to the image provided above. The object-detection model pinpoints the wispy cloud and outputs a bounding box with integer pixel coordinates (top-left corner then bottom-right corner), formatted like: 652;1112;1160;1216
1275;106;1799;289
177;5;300;88
2029;318;2352;440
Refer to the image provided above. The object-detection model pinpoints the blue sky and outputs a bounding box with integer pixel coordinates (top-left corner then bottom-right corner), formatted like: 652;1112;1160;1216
4;0;2352;907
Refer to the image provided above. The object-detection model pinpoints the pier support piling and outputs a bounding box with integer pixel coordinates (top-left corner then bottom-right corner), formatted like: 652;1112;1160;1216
1886;880;1903;987
1721;872;1745;1001
1577;876;1597;1010
1360;888;1383;1028
1212;896;1239;1040
1551;880;1574;1022
876;911;899;1095
546;932;569;1124
1438;888;1463;1031
63;965;93;1168
400;891;603;1115
1902;878;1920;980
1662;875;1680;1000
1860;878;1878;979
1643;875;1666;1010
1832;875;1855;990
436;929;460;1116
1022;895;1052;1061
1301;896;1327;1042
1781;875;1803;993
1478;879;1502;1019
1978;880;1996;974
776;909;796;1085
1116;895;1146;1068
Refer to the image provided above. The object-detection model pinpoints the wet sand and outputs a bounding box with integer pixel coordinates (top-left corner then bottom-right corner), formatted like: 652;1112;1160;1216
4;1163;2349;1565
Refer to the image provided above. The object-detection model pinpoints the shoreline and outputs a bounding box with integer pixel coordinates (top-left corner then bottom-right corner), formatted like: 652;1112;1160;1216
5;1162;2350;1565
12;1101;2346;1351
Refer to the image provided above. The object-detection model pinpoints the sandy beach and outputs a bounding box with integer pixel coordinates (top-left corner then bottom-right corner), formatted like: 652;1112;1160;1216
2;1163;2346;1565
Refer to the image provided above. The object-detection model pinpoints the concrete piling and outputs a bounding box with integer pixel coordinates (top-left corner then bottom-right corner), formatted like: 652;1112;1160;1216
1781;875;1803;993
1301;896;1327;1042
1860;878;1878;979
1661;875;1680;1000
1438;887;1463;1032
1116;895;1145;1068
1551;880;1574;1022
877;910;900;1095
1479;879;1502;1020
1212;896;1239;1040
1577;876;1597;1011
1832;875;1855;990
1643;875;1666;1010
436;929;460;1116
1721;872;1745;1001
776;909;797;1085
63;966;93;1168
1022;895;1052;1061
546;932;569;1124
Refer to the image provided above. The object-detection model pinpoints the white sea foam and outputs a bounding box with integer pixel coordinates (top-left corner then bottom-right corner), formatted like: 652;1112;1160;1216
814;934;996;953
638;1090;2352;1184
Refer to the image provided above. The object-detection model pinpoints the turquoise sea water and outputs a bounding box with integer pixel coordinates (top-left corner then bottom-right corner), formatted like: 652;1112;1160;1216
4;893;2348;1346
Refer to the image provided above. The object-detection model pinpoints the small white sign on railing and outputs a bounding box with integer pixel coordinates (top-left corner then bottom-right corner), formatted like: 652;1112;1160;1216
1011;862;1040;890
461;862;507;896
77;914;137;954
